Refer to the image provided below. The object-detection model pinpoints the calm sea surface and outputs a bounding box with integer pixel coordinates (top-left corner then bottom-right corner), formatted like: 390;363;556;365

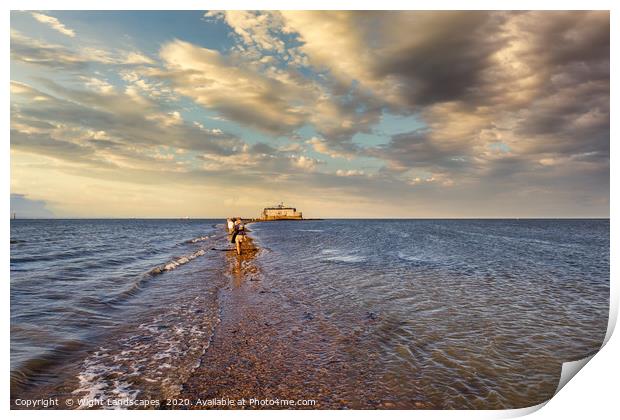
10;219;609;408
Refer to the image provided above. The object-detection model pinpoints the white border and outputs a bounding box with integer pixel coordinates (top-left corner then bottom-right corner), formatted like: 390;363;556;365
3;1;616;419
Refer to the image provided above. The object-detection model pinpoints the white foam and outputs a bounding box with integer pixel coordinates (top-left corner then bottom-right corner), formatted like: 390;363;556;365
150;249;206;275
325;254;366;263
321;248;366;262
188;235;211;243
71;304;221;407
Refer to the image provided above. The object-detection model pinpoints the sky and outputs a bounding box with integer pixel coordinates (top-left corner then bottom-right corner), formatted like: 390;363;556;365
10;10;609;218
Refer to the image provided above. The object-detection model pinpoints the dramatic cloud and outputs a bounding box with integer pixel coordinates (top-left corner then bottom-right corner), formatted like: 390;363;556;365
31;12;76;37
10;80;244;169
156;39;310;135
11;30;89;70
10;11;609;217
208;11;608;167
152;38;380;147
279;11;504;108
205;11;288;55
11;30;155;70
295;11;610;192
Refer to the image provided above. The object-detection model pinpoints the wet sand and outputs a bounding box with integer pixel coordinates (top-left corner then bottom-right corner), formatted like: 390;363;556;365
179;233;339;408
178;229;431;409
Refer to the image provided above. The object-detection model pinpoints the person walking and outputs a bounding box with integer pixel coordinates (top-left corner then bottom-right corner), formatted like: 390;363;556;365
231;218;246;255
226;218;234;234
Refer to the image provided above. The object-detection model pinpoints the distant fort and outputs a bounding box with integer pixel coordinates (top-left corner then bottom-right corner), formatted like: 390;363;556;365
260;203;303;220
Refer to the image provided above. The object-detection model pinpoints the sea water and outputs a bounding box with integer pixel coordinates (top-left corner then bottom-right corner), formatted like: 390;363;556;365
10;219;609;408
250;219;609;408
10;219;227;405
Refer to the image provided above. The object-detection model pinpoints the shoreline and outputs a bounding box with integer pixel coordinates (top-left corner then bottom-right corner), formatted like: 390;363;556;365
179;226;342;408
178;223;431;409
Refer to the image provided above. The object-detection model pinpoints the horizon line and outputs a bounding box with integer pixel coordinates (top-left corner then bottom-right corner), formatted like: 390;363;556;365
8;217;611;220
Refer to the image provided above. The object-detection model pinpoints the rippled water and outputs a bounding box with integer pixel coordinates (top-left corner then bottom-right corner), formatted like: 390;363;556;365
11;219;609;409
250;219;609;409
10;219;226;405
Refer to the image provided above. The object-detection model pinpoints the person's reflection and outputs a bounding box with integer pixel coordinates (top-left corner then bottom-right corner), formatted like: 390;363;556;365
230;254;244;288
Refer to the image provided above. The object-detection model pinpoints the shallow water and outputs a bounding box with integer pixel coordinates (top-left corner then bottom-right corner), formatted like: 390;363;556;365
250;219;609;408
10;219;609;409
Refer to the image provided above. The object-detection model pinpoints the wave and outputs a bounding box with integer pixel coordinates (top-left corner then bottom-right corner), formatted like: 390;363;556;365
326;255;366;263
321;249;366;263
148;249;206;275
11;339;87;393
72;248;212;308
397;251;422;262
11;247;102;264
71;300;221;407
296;229;324;232
92;248;210;306
185;235;211;244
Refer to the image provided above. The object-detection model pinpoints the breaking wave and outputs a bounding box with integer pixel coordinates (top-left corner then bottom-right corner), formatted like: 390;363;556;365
185;235;211;244
148;249;206;275
71;296;221;407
